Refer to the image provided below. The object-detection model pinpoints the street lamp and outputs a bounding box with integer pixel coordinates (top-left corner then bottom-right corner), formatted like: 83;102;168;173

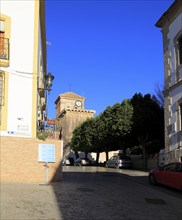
38;72;55;94
45;72;54;94
37;72;54;132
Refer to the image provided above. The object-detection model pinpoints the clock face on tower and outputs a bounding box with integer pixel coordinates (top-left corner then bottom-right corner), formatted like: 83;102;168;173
75;100;82;107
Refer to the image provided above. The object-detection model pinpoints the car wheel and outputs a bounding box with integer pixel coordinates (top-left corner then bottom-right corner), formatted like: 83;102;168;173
149;174;157;185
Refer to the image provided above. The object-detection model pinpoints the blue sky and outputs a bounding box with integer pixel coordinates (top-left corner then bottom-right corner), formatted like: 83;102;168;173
45;0;173;119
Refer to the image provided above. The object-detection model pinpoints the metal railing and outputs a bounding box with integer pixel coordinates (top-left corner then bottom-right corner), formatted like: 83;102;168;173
0;37;9;60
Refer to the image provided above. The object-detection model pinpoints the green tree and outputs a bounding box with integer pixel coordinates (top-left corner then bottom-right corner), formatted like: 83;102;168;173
70;125;82;158
112;100;133;154
96;100;133;161
70;100;133;163
70;118;97;158
130;93;164;170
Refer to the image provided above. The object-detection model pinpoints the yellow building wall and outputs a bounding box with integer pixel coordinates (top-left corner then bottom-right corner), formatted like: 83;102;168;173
1;137;63;183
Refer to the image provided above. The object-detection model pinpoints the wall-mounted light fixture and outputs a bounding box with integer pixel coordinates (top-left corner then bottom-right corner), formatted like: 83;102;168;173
45;72;55;94
45;72;54;92
37;72;54;133
38;72;55;95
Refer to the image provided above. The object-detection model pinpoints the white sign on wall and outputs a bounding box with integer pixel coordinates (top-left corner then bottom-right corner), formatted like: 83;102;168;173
38;144;55;162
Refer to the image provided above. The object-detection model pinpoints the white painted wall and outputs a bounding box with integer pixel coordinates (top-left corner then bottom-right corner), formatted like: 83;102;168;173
168;14;182;84
1;1;39;137
166;13;182;151
169;85;182;151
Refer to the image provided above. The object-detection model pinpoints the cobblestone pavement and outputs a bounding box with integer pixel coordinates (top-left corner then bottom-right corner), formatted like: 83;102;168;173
1;166;182;220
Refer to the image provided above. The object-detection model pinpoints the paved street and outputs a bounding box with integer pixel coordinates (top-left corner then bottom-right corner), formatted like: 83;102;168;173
1;166;182;220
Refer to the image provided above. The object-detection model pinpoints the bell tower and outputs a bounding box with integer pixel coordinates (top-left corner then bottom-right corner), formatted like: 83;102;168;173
55;92;95;153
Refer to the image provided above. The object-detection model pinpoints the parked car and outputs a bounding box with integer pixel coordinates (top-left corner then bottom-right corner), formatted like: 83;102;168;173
105;155;132;169
149;162;182;191
74;158;91;166
62;157;74;166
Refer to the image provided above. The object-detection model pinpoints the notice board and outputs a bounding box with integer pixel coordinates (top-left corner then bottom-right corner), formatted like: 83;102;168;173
38;144;55;162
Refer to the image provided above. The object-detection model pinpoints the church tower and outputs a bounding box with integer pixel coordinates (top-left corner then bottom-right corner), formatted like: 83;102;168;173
55;92;95;153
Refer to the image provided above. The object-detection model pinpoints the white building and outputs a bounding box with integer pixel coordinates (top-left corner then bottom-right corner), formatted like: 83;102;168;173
156;0;182;163
0;0;49;138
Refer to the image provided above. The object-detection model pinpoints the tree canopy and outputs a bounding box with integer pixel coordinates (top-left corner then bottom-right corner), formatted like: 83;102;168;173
70;99;133;160
70;93;164;166
70;93;164;168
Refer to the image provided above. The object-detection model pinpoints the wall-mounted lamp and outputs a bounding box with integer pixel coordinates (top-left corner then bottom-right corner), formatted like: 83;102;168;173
38;72;55;95
45;72;55;94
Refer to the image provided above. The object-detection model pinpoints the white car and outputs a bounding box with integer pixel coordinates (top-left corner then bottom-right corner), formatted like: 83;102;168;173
106;155;132;169
74;158;90;166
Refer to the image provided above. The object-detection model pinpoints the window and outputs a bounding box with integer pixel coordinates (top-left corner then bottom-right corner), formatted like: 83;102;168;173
163;163;177;171
176;163;182;172
110;156;114;160
180;104;182;131
174;31;182;69
179;36;182;65
0;15;10;66
0;20;5;59
178;36;182;65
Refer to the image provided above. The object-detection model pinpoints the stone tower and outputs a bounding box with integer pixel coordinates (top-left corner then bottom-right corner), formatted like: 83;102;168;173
55;92;95;153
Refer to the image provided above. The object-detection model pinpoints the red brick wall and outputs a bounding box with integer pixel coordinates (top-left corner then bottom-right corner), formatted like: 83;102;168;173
0;137;63;183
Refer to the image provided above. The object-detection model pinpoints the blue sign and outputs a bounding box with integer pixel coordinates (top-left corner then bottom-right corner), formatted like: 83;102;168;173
38;144;55;162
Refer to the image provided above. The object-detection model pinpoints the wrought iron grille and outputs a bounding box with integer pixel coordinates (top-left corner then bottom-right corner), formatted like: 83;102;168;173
0;37;9;60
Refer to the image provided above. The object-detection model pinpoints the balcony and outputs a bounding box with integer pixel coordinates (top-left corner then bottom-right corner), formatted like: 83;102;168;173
0;37;9;67
0;37;9;60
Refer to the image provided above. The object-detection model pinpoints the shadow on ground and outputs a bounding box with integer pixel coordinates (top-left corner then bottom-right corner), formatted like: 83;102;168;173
51;167;182;220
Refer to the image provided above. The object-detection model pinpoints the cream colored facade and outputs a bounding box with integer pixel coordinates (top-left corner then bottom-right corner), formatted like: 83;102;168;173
0;0;47;138
156;0;182;163
55;92;95;153
0;1;63;183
